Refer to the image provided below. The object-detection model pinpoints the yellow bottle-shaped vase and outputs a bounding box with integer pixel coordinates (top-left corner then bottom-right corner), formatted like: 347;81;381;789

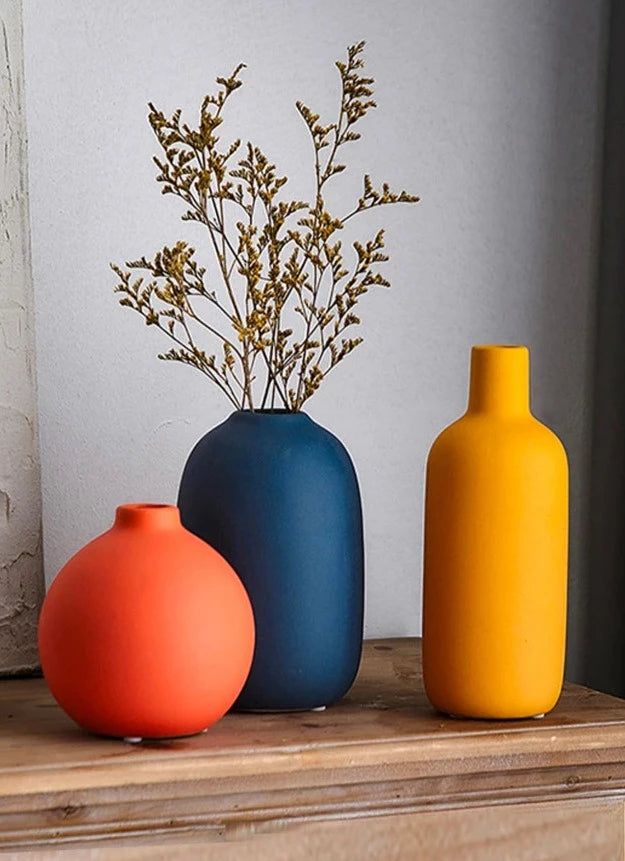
422;345;568;719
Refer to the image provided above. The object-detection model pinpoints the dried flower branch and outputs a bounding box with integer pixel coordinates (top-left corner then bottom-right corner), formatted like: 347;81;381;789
112;42;418;411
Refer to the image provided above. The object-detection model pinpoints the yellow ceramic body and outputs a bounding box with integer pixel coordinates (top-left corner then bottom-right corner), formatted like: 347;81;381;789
422;345;568;719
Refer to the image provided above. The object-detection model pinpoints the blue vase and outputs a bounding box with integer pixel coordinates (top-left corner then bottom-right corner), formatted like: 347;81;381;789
177;410;364;711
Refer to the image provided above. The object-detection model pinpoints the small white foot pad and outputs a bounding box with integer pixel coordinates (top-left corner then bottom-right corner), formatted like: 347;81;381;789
311;706;326;712
123;736;143;744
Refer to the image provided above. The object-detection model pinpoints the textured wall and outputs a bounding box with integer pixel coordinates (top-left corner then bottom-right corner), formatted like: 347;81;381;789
0;0;43;674
23;0;606;671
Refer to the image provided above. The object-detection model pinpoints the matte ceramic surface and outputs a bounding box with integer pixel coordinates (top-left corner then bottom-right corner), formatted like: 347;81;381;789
38;504;255;738
178;411;364;711
422;346;568;719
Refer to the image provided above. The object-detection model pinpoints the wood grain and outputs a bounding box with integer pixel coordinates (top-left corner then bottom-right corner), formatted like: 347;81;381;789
6;801;621;860
1;639;625;852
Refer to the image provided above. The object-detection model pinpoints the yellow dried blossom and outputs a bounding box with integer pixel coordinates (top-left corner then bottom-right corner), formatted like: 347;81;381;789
112;42;418;411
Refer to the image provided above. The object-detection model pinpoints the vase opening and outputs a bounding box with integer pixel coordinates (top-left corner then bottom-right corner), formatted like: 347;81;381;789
125;503;172;509
240;408;295;415
473;344;525;351
115;503;181;529
231;409;311;421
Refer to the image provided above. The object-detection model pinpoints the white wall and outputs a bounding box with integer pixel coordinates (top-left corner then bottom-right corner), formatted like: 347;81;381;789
23;0;606;654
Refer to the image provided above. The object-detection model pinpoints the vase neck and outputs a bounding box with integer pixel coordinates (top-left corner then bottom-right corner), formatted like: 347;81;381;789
467;345;530;416
114;504;181;530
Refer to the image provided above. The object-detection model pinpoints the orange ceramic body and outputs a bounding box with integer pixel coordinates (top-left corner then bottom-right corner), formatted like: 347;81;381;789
38;504;255;738
422;346;568;719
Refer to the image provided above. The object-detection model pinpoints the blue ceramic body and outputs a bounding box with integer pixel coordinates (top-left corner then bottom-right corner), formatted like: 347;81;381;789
177;410;364;711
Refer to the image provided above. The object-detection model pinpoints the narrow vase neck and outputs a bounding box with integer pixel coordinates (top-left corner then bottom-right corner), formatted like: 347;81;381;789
467;345;530;415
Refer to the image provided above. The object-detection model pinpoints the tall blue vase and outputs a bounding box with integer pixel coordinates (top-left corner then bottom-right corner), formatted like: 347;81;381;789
177;410;364;711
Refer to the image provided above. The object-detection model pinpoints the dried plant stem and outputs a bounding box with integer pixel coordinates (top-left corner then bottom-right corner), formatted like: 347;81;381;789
113;43;418;411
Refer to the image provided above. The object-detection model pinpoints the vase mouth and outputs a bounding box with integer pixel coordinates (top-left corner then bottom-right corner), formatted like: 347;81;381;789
472;344;528;353
231;409;311;419
115;503;181;529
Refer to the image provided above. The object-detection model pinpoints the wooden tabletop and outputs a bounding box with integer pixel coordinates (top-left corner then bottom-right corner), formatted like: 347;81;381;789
2;638;625;854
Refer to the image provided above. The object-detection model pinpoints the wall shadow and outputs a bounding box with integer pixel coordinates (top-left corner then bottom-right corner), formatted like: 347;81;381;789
584;1;625;694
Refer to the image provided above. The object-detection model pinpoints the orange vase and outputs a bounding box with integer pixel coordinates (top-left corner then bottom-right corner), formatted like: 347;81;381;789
38;504;255;739
422;345;568;719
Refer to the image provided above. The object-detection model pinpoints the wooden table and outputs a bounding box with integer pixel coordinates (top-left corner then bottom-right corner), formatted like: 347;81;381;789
1;639;625;859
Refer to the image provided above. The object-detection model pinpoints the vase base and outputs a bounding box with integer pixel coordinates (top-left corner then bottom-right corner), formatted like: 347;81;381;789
121;727;209;744
236;705;328;714
446;711;547;721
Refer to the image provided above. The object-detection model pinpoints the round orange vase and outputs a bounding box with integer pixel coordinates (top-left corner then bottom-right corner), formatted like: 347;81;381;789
38;504;255;739
422;346;568;719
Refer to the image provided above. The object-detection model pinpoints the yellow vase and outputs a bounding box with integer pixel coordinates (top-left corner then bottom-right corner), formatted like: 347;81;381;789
422;345;568;719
